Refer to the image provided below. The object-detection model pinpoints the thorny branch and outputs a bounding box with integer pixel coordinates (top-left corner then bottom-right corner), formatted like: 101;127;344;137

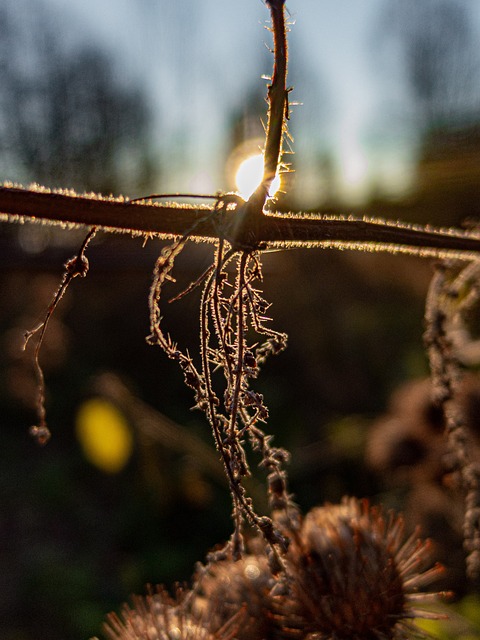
228;0;289;244
3;185;480;258
263;0;288;194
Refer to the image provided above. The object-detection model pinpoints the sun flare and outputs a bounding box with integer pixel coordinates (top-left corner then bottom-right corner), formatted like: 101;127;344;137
235;153;281;200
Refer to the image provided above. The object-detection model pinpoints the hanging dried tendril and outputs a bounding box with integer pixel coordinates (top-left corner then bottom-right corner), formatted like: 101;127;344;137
147;192;295;561
424;258;480;582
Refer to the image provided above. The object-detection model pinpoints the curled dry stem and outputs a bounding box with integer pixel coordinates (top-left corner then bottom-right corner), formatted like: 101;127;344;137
23;226;97;445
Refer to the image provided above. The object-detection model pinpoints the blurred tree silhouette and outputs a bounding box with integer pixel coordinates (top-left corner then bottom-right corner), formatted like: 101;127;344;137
0;0;155;195
372;0;480;226
382;0;479;134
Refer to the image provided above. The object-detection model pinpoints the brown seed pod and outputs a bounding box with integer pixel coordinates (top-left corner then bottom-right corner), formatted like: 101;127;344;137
193;553;274;640
101;586;240;640
274;497;450;640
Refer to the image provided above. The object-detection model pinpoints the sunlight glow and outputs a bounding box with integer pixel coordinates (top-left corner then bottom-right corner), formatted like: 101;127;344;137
338;143;370;204
342;150;368;188
235;153;281;200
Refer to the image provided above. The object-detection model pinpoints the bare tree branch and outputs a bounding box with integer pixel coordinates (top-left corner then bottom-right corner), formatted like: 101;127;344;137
2;185;480;258
263;0;288;192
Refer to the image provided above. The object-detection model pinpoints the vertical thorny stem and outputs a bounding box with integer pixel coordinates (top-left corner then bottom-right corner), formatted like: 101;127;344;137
236;0;288;244
425;260;480;582
263;0;288;192
229;252;248;440
198;244;291;557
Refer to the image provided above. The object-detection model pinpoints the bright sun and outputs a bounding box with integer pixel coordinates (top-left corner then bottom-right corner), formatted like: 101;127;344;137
235;154;281;200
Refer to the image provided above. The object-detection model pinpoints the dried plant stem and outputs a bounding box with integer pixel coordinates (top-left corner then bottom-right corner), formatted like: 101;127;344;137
3;186;480;257
263;0;288;192
230;0;288;243
424;261;480;582
229;252;248;439
145;224;291;559
199;249;288;558
24;226;97;444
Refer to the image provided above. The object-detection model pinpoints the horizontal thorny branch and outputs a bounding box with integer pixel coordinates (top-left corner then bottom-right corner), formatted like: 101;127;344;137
3;184;480;258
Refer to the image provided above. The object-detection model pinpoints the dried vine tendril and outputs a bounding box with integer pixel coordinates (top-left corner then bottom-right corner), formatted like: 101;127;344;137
23;226;97;445
424;258;480;583
147;193;296;561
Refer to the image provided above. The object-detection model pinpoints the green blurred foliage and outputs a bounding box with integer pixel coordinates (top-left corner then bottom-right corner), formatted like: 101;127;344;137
416;596;480;639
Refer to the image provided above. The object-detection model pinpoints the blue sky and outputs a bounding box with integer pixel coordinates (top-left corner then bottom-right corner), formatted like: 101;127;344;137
34;1;480;204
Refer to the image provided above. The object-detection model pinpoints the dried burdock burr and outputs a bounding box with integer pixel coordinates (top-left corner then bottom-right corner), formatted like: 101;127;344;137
98;499;450;640
193;552;274;640
274;497;450;640
100;587;241;640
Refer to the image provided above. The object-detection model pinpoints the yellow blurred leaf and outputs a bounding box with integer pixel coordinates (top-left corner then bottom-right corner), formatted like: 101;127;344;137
457;595;480;629
415;617;447;638
76;398;133;473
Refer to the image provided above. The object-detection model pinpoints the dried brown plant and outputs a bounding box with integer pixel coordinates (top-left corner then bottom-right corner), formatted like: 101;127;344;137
424;259;480;582
100;586;242;640
274;498;449;640
22;226;97;445
146;224;294;557
101;499;449;640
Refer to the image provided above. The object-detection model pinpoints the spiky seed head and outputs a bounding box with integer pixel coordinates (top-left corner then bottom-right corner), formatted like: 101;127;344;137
193;554;274;640
276;497;449;640
102;587;239;640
